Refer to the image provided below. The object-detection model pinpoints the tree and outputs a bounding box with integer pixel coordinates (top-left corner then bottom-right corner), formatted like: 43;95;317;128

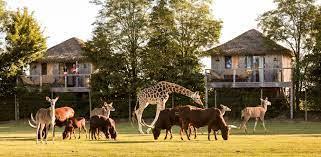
258;0;317;114
87;0;149;100
142;0;179;83
0;8;47;77
301;7;321;110
144;0;221;102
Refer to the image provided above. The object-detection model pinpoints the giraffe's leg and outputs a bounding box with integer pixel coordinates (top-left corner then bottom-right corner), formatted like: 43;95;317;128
135;107;145;134
146;104;165;134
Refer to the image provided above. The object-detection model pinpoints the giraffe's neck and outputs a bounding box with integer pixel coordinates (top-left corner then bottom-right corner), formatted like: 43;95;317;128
162;82;194;98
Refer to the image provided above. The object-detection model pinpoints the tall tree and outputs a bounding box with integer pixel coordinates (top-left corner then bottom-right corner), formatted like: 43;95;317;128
143;0;178;83
145;0;221;99
87;0;149;100
258;0;317;114
0;8;47;77
172;0;221;57
302;6;321;110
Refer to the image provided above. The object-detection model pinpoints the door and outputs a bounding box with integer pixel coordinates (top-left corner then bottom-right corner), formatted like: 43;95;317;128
253;56;264;82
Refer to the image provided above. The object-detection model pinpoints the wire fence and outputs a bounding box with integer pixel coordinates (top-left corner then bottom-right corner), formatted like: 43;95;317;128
0;83;317;121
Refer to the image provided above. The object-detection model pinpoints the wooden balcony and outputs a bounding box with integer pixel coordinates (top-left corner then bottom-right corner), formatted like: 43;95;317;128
205;68;292;88
19;74;91;93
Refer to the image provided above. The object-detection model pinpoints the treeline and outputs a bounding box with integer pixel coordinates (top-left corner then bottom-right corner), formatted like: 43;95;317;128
83;0;222;106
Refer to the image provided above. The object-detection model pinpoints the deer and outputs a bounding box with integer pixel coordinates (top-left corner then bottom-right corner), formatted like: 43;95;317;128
28;96;59;144
239;97;271;134
90;102;115;118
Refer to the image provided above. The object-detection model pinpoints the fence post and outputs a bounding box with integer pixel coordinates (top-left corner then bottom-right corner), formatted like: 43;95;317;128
305;89;307;121
129;95;132;122
15;94;19;121
89;91;92;117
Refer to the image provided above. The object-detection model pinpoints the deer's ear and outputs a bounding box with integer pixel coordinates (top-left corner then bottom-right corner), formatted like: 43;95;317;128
260;98;264;101
109;102;113;106
46;96;51;102
103;102;108;106
55;96;59;101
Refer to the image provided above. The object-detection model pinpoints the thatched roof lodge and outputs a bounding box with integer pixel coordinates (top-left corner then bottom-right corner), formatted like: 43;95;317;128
38;37;87;63
207;29;293;83
208;29;293;57
24;37;92;87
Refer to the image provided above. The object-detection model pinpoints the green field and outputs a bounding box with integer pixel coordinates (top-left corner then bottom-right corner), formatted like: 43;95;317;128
1;120;321;157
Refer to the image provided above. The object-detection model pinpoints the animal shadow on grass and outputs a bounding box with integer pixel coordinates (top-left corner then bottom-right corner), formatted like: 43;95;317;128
90;139;187;144
0;136;34;141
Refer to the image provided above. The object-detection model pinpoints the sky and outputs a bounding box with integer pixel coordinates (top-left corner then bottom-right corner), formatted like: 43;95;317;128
3;0;313;69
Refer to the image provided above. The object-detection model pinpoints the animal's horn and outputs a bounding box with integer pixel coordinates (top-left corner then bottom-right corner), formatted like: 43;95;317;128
228;125;238;129
28;120;37;128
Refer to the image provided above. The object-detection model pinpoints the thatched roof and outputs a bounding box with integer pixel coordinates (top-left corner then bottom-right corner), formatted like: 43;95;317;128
38;37;87;62
208;29;293;56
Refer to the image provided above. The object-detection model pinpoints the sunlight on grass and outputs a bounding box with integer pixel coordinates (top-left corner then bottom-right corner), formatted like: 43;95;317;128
0;120;321;157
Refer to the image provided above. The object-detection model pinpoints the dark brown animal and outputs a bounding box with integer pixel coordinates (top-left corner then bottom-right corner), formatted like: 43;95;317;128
189;104;232;139
62;117;87;140
151;108;181;140
89;115;117;140
178;106;230;141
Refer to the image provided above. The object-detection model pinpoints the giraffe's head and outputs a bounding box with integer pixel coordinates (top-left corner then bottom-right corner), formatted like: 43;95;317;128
191;91;203;106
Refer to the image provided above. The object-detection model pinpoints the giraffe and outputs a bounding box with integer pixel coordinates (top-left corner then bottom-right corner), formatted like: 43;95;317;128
134;81;203;134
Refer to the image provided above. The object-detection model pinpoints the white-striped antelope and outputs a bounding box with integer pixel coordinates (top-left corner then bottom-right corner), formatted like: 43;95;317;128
239;97;271;133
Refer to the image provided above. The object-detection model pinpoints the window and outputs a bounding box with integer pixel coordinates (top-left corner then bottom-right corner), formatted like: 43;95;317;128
41;63;47;75
225;56;232;69
245;56;253;68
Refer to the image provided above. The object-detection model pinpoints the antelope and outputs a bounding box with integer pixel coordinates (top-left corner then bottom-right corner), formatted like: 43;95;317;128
90;102;115;118
239;97;271;133
28;96;59;144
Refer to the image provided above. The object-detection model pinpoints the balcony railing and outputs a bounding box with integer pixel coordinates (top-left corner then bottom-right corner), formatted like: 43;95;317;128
205;67;292;83
19;74;91;88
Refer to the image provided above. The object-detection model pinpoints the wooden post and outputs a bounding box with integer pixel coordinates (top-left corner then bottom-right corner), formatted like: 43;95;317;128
172;95;174;108
260;88;263;99
64;75;67;88
305;89;307;121
233;69;236;85
14;94;19;121
205;70;208;108
290;86;293;119
214;89;217;108
129;95;131;122
39;65;42;92
89;91;92;117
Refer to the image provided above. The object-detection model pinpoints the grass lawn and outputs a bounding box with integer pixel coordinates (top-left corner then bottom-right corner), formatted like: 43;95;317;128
0;120;321;157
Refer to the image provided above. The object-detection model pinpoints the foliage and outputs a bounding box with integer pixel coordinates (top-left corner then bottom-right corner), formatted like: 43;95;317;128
86;0;149;102
302;8;321;110
0;8;46;77
86;0;221;107
257;0;318;113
